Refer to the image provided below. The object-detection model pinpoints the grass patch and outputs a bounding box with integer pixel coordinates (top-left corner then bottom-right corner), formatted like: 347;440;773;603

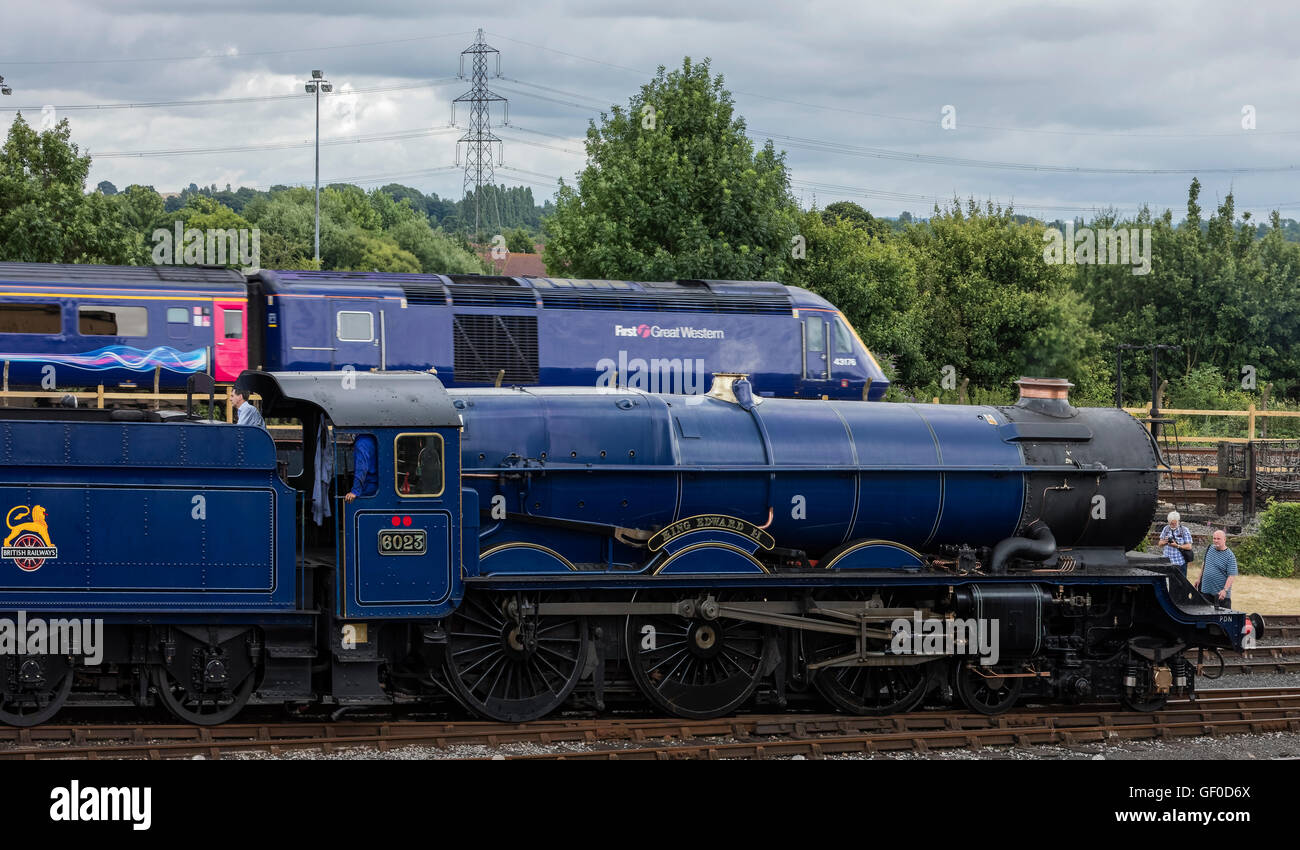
1186;566;1300;615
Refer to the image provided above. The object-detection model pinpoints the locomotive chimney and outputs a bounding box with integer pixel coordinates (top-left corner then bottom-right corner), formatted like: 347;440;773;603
1014;377;1077;417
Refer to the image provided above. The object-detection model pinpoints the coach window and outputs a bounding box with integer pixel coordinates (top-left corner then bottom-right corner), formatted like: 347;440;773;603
223;309;243;339
79;304;148;336
394;433;445;497
0;303;62;334
337;311;374;343
166;307;190;339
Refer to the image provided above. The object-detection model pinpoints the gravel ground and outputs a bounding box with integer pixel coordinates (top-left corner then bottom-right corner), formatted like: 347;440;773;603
1207;671;1300;689
210;728;1300;761
219;736;746;760
208;674;1300;761
829;732;1300;760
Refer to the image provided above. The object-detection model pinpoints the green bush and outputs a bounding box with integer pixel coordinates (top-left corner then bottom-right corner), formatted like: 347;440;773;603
1232;502;1300;578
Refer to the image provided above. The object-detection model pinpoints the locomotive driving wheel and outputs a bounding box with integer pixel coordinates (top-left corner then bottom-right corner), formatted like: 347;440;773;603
814;662;931;716
153;628;258;725
0;654;74;727
624;591;772;720
444;592;589;722
952;661;1025;715
809;591;930;716
154;666;256;725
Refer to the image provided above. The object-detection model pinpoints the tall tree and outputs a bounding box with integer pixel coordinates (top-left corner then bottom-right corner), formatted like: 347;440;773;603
0;114;135;263
901;200;1102;395
543;57;799;280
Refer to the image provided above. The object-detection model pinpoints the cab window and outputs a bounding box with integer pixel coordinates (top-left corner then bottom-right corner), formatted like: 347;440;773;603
806;317;825;353
395;433;444;497
833;319;854;354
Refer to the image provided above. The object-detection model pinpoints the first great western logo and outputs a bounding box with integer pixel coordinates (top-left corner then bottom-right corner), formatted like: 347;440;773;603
3;505;58;571
614;323;725;340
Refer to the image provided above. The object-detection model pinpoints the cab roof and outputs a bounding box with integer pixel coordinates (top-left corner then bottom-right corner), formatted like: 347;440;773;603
238;370;460;428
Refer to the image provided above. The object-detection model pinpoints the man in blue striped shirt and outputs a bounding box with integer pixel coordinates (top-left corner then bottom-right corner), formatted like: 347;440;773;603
232;387;265;429
1197;530;1238;608
1158;511;1194;571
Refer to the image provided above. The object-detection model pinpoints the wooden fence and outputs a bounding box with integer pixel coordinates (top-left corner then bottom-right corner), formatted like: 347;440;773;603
1121;405;1300;443
0;384;297;431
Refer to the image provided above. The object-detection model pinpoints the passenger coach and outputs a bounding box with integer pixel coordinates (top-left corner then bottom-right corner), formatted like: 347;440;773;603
0;263;890;401
0;263;249;387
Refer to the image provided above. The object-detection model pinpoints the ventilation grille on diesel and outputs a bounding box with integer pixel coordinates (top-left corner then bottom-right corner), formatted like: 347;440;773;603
447;284;538;308
453;314;539;384
400;283;447;305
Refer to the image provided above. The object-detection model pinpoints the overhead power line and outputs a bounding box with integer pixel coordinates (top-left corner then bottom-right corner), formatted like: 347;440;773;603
755;130;1300;176
0;32;477;66
487;32;1300;139
240;164;463;192
496;131;583;156
95;126;460;158
491;78;1300;175
790;178;1300;215
0;79;461;113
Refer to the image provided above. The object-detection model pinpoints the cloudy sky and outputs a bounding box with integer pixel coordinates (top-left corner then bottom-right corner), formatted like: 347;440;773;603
2;0;1298;221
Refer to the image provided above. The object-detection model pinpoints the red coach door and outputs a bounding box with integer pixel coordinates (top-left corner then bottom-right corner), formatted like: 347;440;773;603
213;301;248;381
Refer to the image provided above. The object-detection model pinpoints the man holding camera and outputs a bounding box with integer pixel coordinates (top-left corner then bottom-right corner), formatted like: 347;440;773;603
1158;510;1194;573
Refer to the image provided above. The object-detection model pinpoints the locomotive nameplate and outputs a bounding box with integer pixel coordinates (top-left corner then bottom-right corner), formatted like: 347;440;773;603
378;529;427;556
648;514;775;551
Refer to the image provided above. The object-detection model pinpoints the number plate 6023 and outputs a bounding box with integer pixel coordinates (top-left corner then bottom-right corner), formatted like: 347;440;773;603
378;528;427;555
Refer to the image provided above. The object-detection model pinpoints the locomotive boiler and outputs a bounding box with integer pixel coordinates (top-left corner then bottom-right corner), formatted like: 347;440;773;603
0;370;1257;726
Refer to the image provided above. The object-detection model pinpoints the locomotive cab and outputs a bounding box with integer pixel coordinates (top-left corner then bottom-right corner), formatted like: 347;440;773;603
237;370;467;621
793;307;889;401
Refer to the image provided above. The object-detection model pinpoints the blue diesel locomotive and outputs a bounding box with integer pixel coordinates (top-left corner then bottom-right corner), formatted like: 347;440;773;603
0;263;889;401
0;371;1256;725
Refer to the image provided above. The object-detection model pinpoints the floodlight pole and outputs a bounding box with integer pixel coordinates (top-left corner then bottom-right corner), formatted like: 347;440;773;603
304;71;332;262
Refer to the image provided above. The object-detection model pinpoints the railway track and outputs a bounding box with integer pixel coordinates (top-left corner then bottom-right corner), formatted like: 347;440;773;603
500;688;1300;760
1204;642;1300;674
3;687;1298;761
1260;615;1300;641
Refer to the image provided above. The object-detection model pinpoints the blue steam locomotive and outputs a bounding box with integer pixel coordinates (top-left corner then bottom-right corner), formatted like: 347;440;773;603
0;370;1256;725
0;263;889;401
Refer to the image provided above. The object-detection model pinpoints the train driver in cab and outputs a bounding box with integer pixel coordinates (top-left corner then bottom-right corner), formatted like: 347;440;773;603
344;434;378;503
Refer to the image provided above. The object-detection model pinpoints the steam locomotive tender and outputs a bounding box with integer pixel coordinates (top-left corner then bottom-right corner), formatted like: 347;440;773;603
0;371;1257;725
